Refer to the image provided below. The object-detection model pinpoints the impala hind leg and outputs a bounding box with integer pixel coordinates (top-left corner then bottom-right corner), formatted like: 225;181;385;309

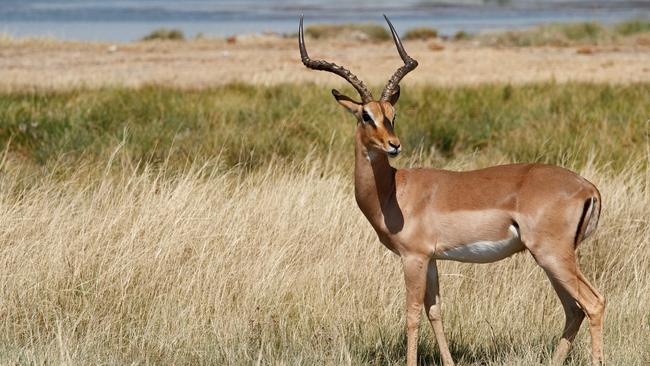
532;251;605;365
402;255;428;366
548;276;586;365
424;261;455;366
576;268;606;365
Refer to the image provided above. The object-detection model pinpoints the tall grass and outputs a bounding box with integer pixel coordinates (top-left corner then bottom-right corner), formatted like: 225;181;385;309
0;83;648;364
1;83;648;172
0;151;647;364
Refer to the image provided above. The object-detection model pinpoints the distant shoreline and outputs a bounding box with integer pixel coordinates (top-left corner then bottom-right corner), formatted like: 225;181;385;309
2;1;649;42
2;17;649;44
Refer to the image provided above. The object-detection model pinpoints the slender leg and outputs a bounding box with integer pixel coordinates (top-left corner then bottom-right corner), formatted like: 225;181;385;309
548;277;586;365
577;269;606;365
424;261;455;366
402;255;428;366
532;250;605;365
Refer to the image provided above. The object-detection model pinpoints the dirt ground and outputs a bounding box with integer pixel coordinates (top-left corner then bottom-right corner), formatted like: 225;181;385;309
1;35;650;91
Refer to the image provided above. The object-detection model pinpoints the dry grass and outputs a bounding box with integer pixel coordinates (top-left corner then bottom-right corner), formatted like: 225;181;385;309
0;149;647;365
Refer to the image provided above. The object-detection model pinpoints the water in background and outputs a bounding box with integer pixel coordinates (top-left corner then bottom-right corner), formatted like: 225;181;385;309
1;0;649;42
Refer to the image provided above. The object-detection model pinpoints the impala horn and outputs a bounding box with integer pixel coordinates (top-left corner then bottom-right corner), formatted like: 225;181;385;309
380;14;418;102
299;15;374;103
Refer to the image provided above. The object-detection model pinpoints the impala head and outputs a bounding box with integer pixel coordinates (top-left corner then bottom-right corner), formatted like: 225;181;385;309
299;15;418;157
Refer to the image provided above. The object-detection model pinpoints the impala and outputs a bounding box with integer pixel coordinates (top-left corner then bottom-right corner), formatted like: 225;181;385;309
299;15;604;366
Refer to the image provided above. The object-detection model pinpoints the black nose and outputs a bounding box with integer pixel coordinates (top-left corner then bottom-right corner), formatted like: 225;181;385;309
389;141;400;149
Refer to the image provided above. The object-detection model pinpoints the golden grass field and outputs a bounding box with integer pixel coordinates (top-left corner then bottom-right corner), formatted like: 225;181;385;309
0;28;649;365
0;155;648;365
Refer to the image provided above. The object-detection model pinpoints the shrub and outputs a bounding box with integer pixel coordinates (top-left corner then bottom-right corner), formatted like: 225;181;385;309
305;23;390;42
141;28;185;41
482;22;613;47
453;30;471;41
615;18;650;36
557;22;606;42
403;27;438;40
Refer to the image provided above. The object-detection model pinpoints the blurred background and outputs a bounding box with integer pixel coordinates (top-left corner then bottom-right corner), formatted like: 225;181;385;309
2;0;649;42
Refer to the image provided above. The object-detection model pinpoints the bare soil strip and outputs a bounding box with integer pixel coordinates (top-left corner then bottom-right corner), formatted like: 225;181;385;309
1;36;650;90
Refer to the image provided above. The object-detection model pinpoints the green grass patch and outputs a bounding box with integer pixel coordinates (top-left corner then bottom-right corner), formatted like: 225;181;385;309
453;30;472;41
558;22;607;41
483;22;611;47
0;83;648;172
141;28;185;41
614;18;650;36
479;18;650;47
403;27;438;41
305;23;390;42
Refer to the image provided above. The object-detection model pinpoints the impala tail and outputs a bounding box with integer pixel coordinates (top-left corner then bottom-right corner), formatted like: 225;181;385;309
576;195;601;246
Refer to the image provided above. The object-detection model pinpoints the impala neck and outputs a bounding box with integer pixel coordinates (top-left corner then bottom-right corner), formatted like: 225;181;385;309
354;126;397;225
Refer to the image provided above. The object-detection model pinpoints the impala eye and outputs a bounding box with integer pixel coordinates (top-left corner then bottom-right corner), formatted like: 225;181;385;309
361;111;375;126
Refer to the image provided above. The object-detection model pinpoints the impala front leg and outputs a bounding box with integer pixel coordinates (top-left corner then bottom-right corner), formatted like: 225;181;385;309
425;261;455;366
402;255;428;366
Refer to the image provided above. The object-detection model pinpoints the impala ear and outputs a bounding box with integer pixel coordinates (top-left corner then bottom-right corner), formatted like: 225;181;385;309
332;89;362;115
386;85;400;105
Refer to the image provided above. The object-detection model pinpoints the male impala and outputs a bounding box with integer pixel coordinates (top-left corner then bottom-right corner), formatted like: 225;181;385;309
299;16;604;366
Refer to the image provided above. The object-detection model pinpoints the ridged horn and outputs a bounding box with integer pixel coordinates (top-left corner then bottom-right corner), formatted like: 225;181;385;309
299;15;373;103
380;14;418;101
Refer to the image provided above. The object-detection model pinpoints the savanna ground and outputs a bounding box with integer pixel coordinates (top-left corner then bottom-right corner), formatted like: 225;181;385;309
2;20;650;90
0;21;649;365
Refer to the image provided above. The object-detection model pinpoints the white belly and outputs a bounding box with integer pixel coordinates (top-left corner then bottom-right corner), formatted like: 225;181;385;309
433;225;524;263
